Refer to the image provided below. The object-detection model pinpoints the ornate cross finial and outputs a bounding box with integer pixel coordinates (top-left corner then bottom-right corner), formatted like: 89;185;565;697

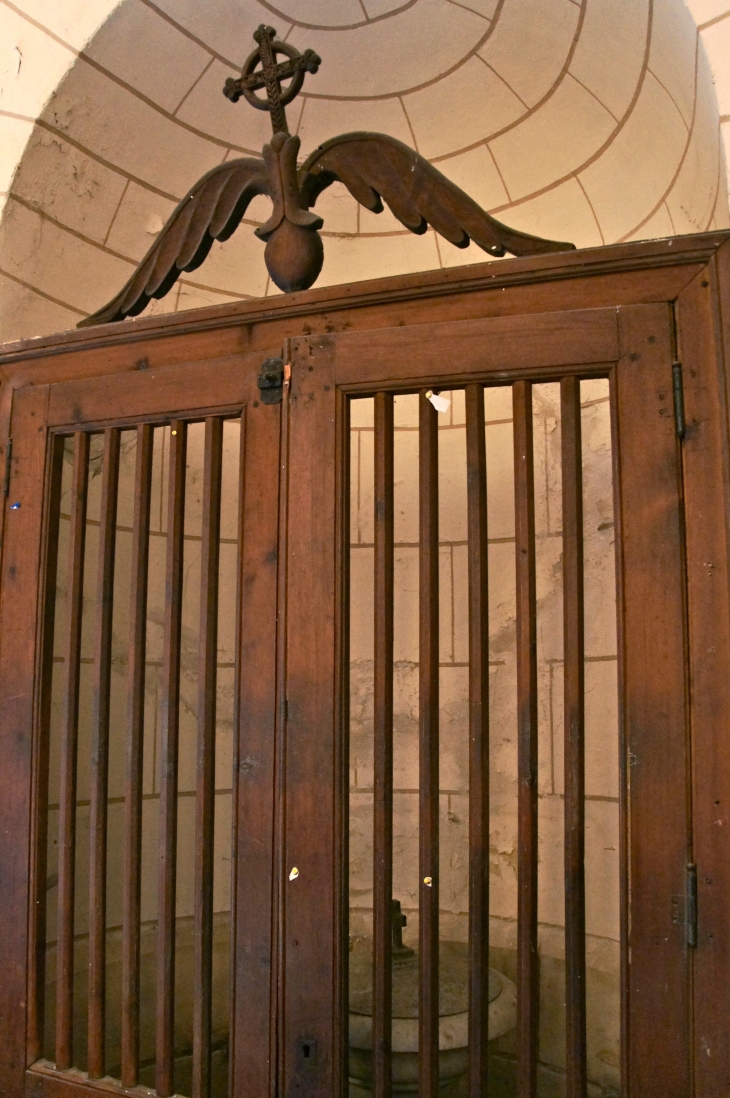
223;25;321;134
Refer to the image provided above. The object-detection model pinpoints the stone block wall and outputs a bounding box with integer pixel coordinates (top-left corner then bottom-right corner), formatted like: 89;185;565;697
43;422;240;1075
349;383;620;1095
39;389;621;1095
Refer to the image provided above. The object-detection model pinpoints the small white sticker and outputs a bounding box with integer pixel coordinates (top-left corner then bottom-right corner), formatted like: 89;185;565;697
289;867;299;881
425;391;450;414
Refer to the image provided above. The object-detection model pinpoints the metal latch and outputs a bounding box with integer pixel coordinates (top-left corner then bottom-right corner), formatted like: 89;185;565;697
258;357;285;404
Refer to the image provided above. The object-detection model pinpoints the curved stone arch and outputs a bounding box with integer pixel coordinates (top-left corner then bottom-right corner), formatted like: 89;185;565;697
0;0;727;343
256;0;420;32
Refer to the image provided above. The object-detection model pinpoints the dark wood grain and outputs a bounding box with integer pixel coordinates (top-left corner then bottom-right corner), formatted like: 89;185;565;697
608;366;629;1094
120;423;153;1088
230;401;280;1098
0;240;709;474
0;234;717;373
56;430;90;1072
47;355;251;431
87;428;121;1080
331;310;618;391
0;266;697;465
334;386;351;1098
272;365;290;1093
465;384;490;1098
373;391;394;1098
0;385;51;1094
28;433;65;1064
615;304;690;1097
228;412;245;1098
28;1062;142;1098
193;417;223;1098
513;381;538;1098
678;252;730;1094
560;377;587;1098
278;337;341;1098
156;420;187;1098
418;393;440;1098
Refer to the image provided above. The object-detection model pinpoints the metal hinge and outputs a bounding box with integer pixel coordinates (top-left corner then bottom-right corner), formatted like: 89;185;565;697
3;437;12;497
672;361;685;440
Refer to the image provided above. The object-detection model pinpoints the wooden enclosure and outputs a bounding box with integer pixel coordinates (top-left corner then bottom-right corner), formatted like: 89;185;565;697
0;233;729;1098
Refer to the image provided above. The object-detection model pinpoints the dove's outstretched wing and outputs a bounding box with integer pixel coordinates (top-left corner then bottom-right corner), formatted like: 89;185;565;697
78;158;271;327
299;132;574;257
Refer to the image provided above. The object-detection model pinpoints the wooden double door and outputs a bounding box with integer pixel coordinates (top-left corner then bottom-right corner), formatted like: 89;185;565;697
0;244;729;1098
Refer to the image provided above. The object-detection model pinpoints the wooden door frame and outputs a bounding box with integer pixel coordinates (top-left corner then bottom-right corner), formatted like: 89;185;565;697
0;351;286;1098
0;234;729;1097
613;304;691;1096
0;384;53;1095
281;301;693;1097
675;254;730;1098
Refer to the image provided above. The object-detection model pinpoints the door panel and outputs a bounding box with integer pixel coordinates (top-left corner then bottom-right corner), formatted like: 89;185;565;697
615;305;690;1096
0;352;282;1098
0;302;700;1098
283;305;690;1097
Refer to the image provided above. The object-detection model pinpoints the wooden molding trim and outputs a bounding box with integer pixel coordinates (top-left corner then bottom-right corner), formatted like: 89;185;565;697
0;232;726;370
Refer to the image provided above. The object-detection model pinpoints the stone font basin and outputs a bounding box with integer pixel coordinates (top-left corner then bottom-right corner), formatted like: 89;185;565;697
348;935;517;1095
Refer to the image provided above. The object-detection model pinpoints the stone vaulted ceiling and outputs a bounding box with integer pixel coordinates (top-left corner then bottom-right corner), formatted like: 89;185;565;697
0;0;727;342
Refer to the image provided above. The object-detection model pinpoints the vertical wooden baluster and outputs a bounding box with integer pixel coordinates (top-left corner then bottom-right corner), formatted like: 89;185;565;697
513;381;538;1098
373;392;394;1098
336;392;351;1098
55;431;90;1071
465;385;490;1096
193;418;224;1098
228;413;245;1098
419;393;439;1098
28;434;65;1064
88;428;121;1079
272;375;290;1096
609;369;629;1096
121;424;153;1087
561;377;587;1098
156;421;187;1098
